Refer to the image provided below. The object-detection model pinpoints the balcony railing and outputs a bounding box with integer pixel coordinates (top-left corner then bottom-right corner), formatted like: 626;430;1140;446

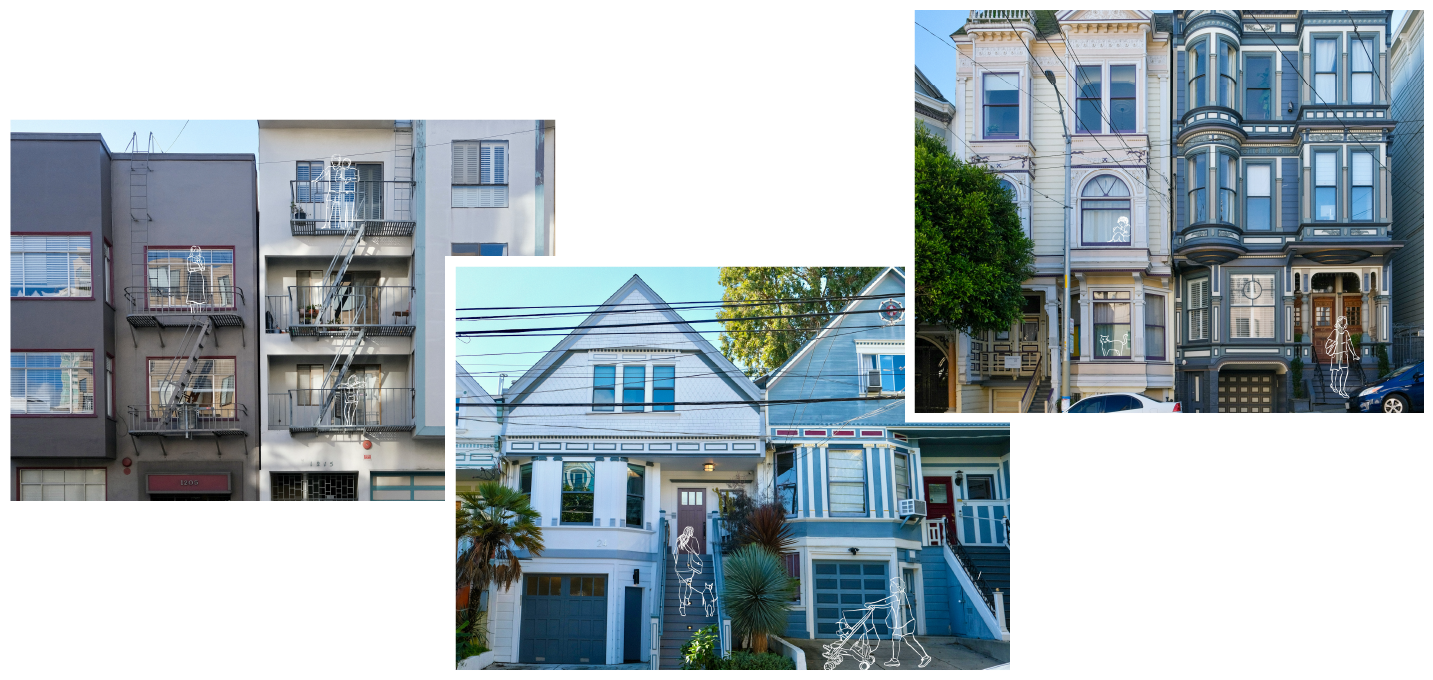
289;180;415;236
271;387;415;432
125;286;246;327
127;403;250;437
969;10;1033;23
279;285;415;336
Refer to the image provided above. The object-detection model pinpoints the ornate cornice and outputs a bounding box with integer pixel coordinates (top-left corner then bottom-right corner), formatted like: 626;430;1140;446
915;102;954;124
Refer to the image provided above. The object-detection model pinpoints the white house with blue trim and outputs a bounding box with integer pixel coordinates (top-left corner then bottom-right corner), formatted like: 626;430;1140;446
455;363;499;488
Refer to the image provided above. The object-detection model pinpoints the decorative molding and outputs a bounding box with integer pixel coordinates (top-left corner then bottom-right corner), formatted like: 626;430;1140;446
974;45;1030;58
1146;55;1169;69
1076;9;1141;21
915;102;953;124
1068;37;1143;51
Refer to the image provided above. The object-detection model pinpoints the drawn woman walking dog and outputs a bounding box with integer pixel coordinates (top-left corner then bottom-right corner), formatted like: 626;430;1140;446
1325;316;1356;398
674;526;716;617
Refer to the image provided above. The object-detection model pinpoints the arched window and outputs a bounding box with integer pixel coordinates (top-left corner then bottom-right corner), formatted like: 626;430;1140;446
1081;175;1132;245
997;178;1016;200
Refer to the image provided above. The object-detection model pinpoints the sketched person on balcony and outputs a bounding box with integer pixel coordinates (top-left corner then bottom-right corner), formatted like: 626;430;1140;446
184;245;207;306
1326;316;1355;398
674;526;716;617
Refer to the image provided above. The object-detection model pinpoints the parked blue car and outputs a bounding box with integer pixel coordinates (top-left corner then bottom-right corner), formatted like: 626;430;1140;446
1348;362;1424;413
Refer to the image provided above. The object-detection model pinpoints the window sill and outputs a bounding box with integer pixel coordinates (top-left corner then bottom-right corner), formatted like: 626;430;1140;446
586;411;680;416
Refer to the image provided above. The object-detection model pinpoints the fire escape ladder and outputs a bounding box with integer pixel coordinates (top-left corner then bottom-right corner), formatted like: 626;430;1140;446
315;328;367;426
393;121;414;219
128;132;155;290
157;318;214;421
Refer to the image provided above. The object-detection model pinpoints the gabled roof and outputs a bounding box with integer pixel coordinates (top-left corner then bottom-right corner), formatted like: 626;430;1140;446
915;65;948;102
457;362;493;404
503;275;762;407
765;266;905;391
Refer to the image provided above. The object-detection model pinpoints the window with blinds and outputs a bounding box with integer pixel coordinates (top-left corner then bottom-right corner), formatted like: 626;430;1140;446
11;235;92;298
1314;152;1337;221
826;448;867;515
1188;280;1210;341
452;140;509;208
1230;274;1276;339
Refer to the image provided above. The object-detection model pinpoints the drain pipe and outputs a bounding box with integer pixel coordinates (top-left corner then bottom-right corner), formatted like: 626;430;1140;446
1046;69;1073;412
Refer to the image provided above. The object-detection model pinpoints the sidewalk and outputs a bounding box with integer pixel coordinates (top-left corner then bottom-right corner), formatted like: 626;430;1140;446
782;635;1005;670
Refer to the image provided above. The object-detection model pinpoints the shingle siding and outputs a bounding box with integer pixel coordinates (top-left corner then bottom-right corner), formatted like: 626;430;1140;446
1281;157;1300;229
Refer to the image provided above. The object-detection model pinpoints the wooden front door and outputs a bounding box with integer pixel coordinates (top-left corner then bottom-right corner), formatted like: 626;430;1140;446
1342;296;1364;339
676;488;706;554
1313;296;1335;360
923;477;954;541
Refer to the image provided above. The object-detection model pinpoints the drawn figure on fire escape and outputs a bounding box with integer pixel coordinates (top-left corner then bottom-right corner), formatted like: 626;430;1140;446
821;577;931;670
674;526;716;617
184;245;207;306
1326;316;1355;398
339;374;366;426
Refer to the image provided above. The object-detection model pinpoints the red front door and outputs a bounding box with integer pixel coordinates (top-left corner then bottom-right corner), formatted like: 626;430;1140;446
677;488;706;554
923;477;954;543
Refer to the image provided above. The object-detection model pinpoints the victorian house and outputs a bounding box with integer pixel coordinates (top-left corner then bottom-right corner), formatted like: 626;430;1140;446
1169;11;1401;411
916;10;1176;413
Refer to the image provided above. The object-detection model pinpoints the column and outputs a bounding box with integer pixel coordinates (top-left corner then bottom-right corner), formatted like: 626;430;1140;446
1077;274;1091;361
1132;273;1147;362
1046;297;1061;409
948;335;959;413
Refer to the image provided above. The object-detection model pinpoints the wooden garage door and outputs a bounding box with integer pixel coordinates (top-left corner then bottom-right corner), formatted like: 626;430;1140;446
1217;372;1276;413
993;390;1022;413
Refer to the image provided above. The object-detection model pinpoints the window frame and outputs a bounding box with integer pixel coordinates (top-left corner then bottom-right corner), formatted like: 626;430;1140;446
1187;279;1210;342
145;355;239;420
625;463;645;527
1217;152;1238;225
143;245;237;311
16;468;107;501
1091;290;1133;359
893;450;912;502
1350;150;1375;222
1144;293;1167;360
10;349;97;417
965;474;996;501
622;365;646;412
1314;149;1339;222
1218;38;1238;109
651;365;675;411
1349;36;1375;104
1080;174;1133;246
1189;38;1208;108
1228;272;1278;340
774;447;798;515
10;232;94;300
560;461;596;525
1243;52;1274;120
1109;63;1138;133
519;462;533;496
1313;37;1338;104
981;72;1021;140
592;365;616;412
1076;65;1103;134
824;447;868;517
451;140;510;208
370;471;445;501
860;353;905;394
1188;152;1209;224
1244;161;1273;231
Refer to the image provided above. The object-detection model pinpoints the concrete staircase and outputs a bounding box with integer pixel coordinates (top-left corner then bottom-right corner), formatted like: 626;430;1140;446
658;553;718;669
1026;377;1052;413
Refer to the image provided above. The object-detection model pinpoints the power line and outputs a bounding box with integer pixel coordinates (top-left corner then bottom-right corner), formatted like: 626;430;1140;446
460;324;901;339
457;292;900;313
255;123;553;166
458;307;902;336
165;120;190;153
462;396;902;408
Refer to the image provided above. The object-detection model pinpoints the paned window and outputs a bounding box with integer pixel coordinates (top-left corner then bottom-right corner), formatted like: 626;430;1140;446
11;235;91;298
997;178;1015;200
622;365;645;412
983;73;1019;139
1230;274;1276;339
1219;42;1237;107
1081;175;1132;244
19;469;105;501
519;463;532;496
147;358;236;418
774;448;797;514
652;365;675;411
1351;38;1374;104
626;464;645;526
1245;55;1273;119
1188;280;1210;341
1110;65;1137;133
893;451;911;501
867;354;905;392
452;140;509;208
146;248;234;308
1189;39;1208;107
295;161;324;203
966;475;995;500
1189;153;1209;223
1315;152;1337;221
1351;152;1374;221
826;448;866;515
1246;164;1272;231
105;355;115;419
560;462;595;525
1069;294;1081;359
1218;155;1237;224
1145;294;1166;359
371;472;445;501
451;243;508;256
11;352;94;414
1093;291;1132;358
1314;39;1336;103
103;241;113;305
1076;66;1102;133
592;365;615;411
272;472;358;501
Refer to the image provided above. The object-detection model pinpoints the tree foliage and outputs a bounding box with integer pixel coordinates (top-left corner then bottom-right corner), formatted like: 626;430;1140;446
717;267;884;377
456;482;545;629
915;124;1036;335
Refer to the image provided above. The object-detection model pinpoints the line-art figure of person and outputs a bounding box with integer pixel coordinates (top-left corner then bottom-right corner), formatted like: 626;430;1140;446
674;526;716;617
1108;215;1130;243
821;577;931;670
1326;315;1355;398
184;245;207;307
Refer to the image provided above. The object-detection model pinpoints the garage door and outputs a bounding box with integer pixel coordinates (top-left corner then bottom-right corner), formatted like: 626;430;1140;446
519;574;608;664
813;561;890;638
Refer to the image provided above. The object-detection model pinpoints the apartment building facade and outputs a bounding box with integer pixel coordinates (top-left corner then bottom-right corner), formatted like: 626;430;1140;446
1388;10;1424;365
1169;11;1401;411
11;132;261;500
917;10;1176;413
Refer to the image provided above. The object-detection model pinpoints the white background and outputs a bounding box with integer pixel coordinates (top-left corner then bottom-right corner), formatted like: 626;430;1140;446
3;2;1431;679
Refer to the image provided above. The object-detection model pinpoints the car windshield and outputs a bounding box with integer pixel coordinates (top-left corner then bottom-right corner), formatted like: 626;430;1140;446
1386;364;1418;379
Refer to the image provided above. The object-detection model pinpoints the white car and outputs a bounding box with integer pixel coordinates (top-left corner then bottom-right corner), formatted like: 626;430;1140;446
1066;392;1181;413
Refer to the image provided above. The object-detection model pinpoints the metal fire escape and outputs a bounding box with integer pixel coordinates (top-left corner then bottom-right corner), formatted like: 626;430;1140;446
303;156;369;428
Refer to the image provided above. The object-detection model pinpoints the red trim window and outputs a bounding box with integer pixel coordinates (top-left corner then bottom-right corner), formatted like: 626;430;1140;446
10;233;93;299
103;239;114;306
105;353;116;419
145;356;237;419
144;246;236;310
11;351;96;416
17;468;107;501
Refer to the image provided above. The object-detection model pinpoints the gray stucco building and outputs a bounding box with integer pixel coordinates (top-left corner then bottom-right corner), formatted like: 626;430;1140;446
11;132;260;500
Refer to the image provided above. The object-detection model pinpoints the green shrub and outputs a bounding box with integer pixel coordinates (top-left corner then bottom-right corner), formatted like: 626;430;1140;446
681;624;722;670
1290;357;1306;399
719;651;796;670
1376;344;1391;378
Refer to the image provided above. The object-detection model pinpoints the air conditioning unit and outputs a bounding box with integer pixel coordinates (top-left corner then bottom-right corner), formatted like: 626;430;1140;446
898;498;926;518
866;370;883;393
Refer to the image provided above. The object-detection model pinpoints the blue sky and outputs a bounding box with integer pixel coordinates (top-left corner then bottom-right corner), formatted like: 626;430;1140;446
10;120;256;155
456;267;724;395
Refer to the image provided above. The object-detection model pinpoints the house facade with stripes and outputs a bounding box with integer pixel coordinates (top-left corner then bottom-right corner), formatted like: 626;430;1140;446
1169;11;1401;411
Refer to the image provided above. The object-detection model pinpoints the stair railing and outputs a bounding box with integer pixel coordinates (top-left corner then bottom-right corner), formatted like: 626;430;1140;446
710;512;730;656
1018;355;1044;413
652;513;668;669
943;519;998;615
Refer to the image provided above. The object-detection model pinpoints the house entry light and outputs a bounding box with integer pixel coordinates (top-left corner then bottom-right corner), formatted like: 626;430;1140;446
703;463;714;472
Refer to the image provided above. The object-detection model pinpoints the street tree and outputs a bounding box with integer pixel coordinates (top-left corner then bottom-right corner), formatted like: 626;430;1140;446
717;267;884;377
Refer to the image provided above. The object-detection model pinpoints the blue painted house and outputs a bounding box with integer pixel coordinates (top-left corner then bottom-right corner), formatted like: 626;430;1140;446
761;267;1011;643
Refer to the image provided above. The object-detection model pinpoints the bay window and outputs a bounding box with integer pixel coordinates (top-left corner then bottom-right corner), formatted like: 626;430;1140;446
1188;280;1210;341
826;448;867;515
1315;152;1337;221
1081;175;1132;245
1189;39;1208;108
1246;164;1272;230
592;365;615;411
11;351;94;415
560;462;595;525
11;235;91;298
1092;291;1132;358
983;73;1020;139
1218;154;1237;224
1189;153;1208;223
1351;38;1374;104
1351;152;1374;221
1145;294;1166;359
1219;41;1237;108
1111;65;1137;132
1314;39;1336;103
1230;274;1276;339
1245;54;1273;119
1076;66;1102;133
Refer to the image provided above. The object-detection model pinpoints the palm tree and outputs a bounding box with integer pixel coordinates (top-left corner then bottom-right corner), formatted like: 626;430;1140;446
457;481;545;632
721;545;796;654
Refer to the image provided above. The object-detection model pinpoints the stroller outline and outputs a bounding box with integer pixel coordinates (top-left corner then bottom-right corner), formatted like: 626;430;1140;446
820;577;931;670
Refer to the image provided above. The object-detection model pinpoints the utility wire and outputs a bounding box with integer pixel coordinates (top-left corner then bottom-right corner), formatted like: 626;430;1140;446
457;292;900;313
459;307;902;336
461;297;900;322
165;120;190;153
465;396;901;408
461;324;900;339
255;123;553;166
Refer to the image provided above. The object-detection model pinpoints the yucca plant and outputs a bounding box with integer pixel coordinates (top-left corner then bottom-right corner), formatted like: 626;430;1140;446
740;501;795;556
457;482;544;632
721;545;795;654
